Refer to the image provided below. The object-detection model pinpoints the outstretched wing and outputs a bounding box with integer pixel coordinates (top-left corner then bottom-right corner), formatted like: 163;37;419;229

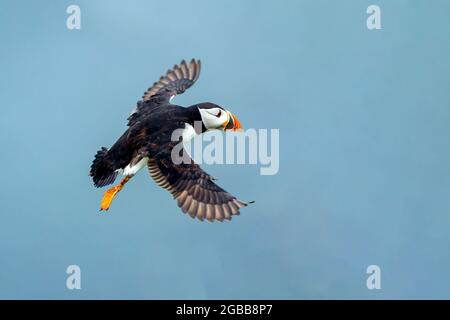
143;59;201;103
147;142;251;222
128;59;201;125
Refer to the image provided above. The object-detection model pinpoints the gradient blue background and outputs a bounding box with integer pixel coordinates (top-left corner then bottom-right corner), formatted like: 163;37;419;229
1;0;450;299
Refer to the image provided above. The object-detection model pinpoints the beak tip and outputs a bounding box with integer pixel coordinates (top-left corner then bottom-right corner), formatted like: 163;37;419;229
231;113;242;131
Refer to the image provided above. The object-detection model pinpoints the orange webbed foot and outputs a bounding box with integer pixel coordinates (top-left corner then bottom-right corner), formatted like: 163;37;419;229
100;186;121;211
99;176;130;211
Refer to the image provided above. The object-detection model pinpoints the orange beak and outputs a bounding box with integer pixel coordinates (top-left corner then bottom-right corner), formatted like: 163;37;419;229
231;113;242;131
225;111;243;131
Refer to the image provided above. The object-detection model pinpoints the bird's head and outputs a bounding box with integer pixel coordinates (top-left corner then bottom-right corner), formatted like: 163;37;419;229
196;103;242;132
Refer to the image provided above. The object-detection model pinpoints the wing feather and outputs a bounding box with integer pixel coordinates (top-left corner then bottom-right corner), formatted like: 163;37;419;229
146;144;251;222
142;59;201;102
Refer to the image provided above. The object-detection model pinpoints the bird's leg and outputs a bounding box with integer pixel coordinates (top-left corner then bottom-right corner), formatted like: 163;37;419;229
100;176;131;211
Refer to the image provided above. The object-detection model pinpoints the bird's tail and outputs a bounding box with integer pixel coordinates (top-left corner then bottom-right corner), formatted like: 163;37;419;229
90;147;118;187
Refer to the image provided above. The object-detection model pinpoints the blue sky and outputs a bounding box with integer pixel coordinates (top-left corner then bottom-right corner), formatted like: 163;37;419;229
1;0;450;299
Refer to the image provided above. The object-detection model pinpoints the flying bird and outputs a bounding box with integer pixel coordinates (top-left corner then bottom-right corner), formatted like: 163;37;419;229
90;59;252;221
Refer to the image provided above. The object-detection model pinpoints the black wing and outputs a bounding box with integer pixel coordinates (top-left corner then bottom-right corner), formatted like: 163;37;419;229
128;59;201;126
147;141;251;222
143;59;201;103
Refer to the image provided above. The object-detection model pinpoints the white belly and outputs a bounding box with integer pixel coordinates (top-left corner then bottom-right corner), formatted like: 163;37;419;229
122;157;149;176
182;123;197;142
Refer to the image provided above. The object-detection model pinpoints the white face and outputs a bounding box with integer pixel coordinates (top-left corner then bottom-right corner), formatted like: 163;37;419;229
198;107;229;130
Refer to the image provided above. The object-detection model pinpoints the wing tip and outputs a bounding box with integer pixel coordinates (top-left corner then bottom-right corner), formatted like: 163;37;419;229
142;58;202;101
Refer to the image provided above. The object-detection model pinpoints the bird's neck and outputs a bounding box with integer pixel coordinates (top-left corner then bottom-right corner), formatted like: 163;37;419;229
185;105;207;133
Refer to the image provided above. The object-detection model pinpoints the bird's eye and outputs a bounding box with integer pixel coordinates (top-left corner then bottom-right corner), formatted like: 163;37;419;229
216;110;222;118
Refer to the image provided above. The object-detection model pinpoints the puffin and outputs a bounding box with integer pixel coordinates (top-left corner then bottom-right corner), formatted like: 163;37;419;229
90;59;252;221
